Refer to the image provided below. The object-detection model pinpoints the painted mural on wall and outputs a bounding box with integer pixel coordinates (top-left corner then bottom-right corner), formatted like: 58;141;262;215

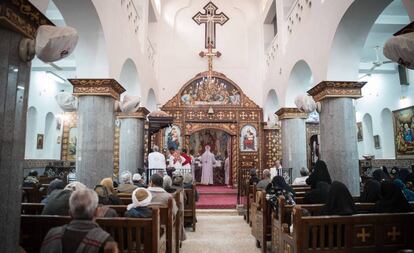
240;124;258;152
164;125;181;150
68;127;77;161
180;76;241;105
393;106;414;159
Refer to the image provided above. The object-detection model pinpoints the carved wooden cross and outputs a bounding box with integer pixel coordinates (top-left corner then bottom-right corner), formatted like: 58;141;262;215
217;111;225;120
193;2;229;49
240;111;248;120
199;43;221;73
387;226;400;241
357;228;370;243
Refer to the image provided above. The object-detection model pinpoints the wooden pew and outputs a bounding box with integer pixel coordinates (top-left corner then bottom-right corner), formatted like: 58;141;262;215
249;184;258;227
183;184;197;232
281;205;414;253
251;190;272;253
21;202;179;253
20;208;167;253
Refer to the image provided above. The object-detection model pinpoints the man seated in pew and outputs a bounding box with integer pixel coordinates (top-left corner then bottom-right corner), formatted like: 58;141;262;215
163;175;176;193
360;179;381;203
125;188;153;218
99;178;122;205
306;160;332;189
40;188;118;253
183;173;199;202
320;181;357;216
94;185;118;217
256;169;271;190
148;174;178;215
375;181;412;213
303;181;330;204
292;167;309;186
41;179;65;204
132;173;146;188
249;168;260;185
117;171;137;193
42;182;86;216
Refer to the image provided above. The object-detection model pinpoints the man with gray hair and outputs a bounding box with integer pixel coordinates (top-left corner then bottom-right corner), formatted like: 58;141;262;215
256;169;271;190
148;145;167;176
118;171;137;193
292;167;309;185
40;189;117;253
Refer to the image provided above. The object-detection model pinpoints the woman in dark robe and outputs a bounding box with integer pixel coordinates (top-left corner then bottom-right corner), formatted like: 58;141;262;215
397;169;410;183
374;181;412;213
268;175;295;195
306;160;332;189
320;181;357;216
360;179;381;203
381;166;391;181
304;181;331;204
372;169;388;182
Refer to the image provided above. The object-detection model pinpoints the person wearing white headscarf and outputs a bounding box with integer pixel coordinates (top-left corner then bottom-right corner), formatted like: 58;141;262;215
124;188;153;218
200;145;216;185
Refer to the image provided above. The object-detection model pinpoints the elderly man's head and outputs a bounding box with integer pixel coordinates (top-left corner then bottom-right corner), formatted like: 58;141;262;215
120;171;133;184
163;175;172;189
150;174;163;187
153;145;160;152
69;188;99;220
262;169;271;179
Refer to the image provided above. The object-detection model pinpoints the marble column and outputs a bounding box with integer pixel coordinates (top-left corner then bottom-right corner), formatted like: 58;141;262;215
118;108;149;176
69;79;125;188
308;81;366;196
275;108;308;180
0;1;53;252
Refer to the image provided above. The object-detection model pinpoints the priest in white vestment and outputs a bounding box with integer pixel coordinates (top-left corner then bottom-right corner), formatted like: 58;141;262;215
224;154;230;186
200;145;216;185
148;145;167;174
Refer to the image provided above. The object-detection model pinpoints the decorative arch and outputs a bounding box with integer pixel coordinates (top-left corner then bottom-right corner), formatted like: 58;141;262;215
285;60;313;106
264;89;280;120
119;58;140;97
53;0;109;77
363;113;375;155
161;71;264;185
327;0;393;80
146;88;157;112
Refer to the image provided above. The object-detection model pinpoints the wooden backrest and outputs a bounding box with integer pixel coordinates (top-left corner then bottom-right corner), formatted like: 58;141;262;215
290;206;414;253
183;185;195;213
21;203;44;214
21;208;164;253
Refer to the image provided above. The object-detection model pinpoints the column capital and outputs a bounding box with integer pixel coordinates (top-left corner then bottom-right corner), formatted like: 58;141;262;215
275;108;308;120
307;81;366;102
0;0;54;39
69;79;126;100
117;107;150;119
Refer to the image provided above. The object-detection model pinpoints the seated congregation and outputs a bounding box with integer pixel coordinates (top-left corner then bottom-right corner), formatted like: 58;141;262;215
245;160;414;253
20;171;198;253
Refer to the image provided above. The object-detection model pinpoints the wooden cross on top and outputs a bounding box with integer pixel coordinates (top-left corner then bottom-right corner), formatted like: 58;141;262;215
193;2;229;49
199;43;221;73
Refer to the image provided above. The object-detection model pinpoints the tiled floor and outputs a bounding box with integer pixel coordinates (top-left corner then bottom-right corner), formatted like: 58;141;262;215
181;212;261;253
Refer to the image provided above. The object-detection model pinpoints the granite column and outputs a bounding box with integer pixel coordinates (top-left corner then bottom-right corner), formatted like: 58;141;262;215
308;81;366;196
118;108;149;177
69;79;125;188
275;108;308;180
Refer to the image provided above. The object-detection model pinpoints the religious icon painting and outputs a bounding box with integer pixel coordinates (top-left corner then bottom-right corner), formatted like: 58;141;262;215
68;127;77;161
393;106;414;159
374;135;381;149
357;122;363;142
240;124;258;152
165;125;181;150
36;134;44;149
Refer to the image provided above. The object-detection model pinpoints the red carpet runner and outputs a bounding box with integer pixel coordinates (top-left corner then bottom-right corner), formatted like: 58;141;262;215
195;185;237;209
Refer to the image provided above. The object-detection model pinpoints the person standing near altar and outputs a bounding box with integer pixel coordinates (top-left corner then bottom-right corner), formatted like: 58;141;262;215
270;160;283;180
148;145;167;175
201;145;216;185
181;148;192;172
168;147;184;173
224;150;230;186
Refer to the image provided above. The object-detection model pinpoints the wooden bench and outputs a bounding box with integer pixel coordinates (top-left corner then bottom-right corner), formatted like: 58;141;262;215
21;201;179;253
281;205;414;253
183;184;197;232
251;190;272;253
20;208;167;253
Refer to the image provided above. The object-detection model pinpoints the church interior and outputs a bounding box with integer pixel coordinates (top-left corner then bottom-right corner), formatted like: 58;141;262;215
2;0;414;252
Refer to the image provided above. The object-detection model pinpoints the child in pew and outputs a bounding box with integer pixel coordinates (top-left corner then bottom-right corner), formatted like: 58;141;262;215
125;188;153;218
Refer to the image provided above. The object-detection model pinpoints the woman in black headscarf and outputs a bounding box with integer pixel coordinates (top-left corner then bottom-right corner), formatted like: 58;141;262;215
372;169;388;182
306;160;332;189
320;181;357;216
360;179;381;203
304;181;331;204
381;166;391;181
374;181;412;213
397;169;410;183
268;175;295;195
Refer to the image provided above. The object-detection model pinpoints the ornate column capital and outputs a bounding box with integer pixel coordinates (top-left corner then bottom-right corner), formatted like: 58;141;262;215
275;108;308;120
69;79;126;100
307;81;366;102
117;107;150;119
0;0;54;39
